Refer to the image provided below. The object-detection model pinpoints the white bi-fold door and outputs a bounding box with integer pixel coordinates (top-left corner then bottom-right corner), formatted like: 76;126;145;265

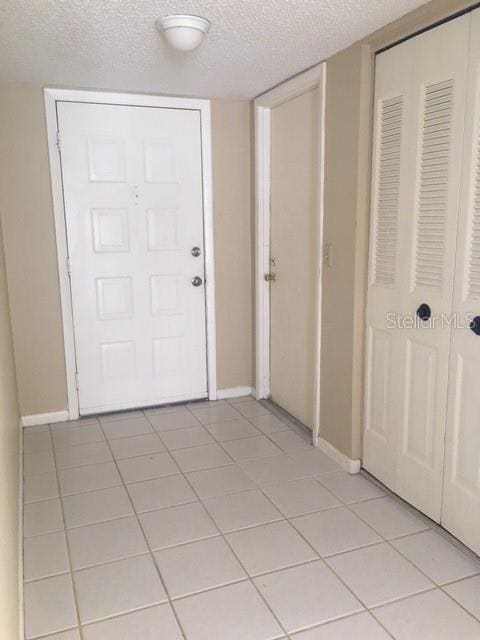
442;9;480;555
57;101;209;414
364;15;469;522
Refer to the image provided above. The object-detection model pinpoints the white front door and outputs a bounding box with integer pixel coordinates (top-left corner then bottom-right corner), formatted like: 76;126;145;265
58;101;208;414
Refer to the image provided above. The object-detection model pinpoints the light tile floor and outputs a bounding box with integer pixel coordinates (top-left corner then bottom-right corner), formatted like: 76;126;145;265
22;397;480;639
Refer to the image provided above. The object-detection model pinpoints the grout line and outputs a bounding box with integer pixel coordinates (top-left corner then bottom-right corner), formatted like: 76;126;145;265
95;417;189;639
47;423;85;640
22;402;480;637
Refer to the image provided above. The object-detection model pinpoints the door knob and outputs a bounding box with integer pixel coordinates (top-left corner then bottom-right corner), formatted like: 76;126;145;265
264;273;276;282
191;276;203;287
470;316;480;336
191;246;201;257
416;303;431;322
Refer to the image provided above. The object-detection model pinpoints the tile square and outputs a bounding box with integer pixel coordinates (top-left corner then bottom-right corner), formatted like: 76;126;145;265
24;431;53;454
249;413;290;434
24;424;50;434
264;478;341;517
205;418;261;441
160;425;215;450
203;489;283;533
55;442;113;470
269;430;311;452
99;410;144;422
155;536;246;598
24;472;59;503
235;401;271;418
127;475;196;513
444;574;480;619
221;435;283;461
24;450;55;476
174;580;283;640
191;403;242;424
350;497;430;539
392;531;480;585
117;452;179;483
51;418;98;433
318;472;386;504
24;574;77;639
186;465;256;499
52;424;105;449
240;455;308;486
24;499;64;538
171;443;233;472
63;486;133;528
74;554;167;624
68;516;148;569
288;450;341;476
58;462;121;496
147;408;201;432
101;415;154;439
292;507;382;556
226;520;317;576
254;560;363;633
290;611;391;639
373;588;480;639
140;502;218;550
24;531;69;581
326;542;433;607
109;433;166;459
145;404;192;416
82;603;183;640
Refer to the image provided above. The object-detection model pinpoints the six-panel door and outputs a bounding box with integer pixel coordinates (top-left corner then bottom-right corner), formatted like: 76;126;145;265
58;102;208;414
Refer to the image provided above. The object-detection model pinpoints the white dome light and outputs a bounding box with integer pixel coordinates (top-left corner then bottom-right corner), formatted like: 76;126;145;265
157;14;210;52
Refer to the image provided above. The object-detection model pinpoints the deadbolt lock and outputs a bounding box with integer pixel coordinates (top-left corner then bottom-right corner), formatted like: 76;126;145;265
264;273;277;282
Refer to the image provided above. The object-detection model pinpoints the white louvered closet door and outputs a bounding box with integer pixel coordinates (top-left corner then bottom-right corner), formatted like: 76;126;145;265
442;9;480;555
394;16;469;522
363;40;413;488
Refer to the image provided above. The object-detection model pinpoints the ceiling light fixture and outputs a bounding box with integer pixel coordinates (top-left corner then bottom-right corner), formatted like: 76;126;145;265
157;14;210;52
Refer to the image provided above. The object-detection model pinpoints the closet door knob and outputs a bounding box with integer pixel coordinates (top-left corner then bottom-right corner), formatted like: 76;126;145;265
470;316;480;336
191;276;203;287
416;303;432;322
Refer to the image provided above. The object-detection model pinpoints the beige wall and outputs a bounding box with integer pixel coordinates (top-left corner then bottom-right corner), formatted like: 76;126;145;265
0;217;20;639
211;100;253;389
0;87;253;416
321;0;473;458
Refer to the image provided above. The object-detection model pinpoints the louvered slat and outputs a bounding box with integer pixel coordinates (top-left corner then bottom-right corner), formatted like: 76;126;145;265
373;95;403;286
467;140;480;298
415;79;454;289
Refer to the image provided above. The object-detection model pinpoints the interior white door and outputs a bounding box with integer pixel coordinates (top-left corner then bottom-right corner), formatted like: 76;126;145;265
442;8;480;555
364;14;469;522
394;16;469;521
363;39;413;488
269;87;319;429
58;101;208;414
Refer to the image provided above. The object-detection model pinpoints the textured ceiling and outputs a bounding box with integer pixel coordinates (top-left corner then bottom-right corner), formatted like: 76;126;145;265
1;0;429;99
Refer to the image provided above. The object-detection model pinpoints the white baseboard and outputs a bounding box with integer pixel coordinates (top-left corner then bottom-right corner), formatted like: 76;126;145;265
18;419;24;640
217;386;253;400
315;435;361;475
21;410;69;428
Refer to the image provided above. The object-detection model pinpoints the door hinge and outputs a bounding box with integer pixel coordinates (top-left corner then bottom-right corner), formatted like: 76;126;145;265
66;257;72;276
56;131;61;153
75;372;80;390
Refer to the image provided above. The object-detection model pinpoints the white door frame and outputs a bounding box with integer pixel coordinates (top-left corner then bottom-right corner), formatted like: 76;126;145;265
44;88;217;420
254;63;326;445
